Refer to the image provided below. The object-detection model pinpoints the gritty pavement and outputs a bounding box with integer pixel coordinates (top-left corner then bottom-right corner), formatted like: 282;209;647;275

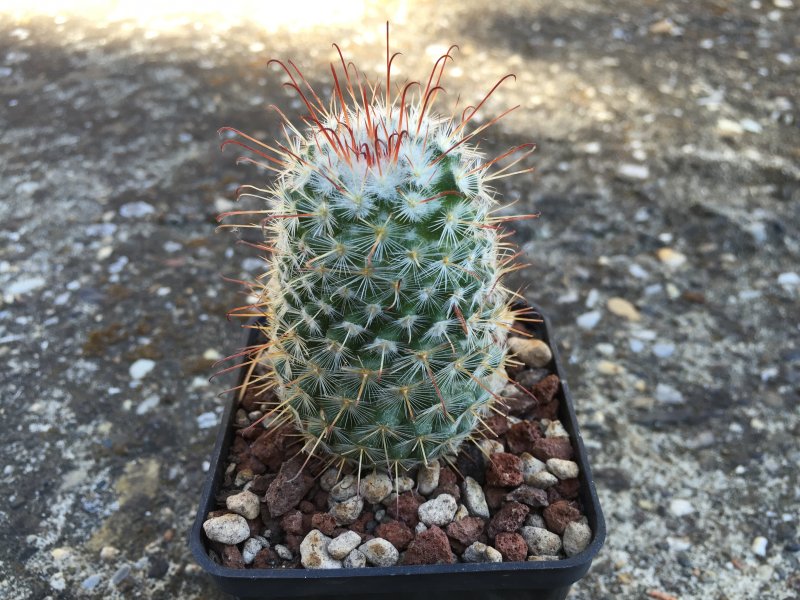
0;1;798;599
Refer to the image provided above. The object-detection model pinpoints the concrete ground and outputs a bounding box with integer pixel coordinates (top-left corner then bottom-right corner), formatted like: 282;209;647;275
0;1;798;598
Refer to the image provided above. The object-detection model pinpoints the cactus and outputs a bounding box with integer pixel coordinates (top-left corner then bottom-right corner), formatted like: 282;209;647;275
219;27;535;474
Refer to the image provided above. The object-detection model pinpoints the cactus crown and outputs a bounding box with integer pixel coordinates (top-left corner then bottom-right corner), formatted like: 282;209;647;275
220;27;535;474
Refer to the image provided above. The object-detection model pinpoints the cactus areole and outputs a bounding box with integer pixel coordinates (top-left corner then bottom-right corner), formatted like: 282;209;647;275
218;26;537;474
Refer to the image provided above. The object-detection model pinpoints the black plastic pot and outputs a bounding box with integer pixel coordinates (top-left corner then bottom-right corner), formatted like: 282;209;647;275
190;306;605;600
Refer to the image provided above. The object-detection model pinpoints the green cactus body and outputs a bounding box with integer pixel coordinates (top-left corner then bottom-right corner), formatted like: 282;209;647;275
221;34;532;472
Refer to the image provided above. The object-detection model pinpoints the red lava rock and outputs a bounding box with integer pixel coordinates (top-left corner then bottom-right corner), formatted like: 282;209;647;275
280;509;304;536
252;548;280;568
543;500;582;535
285;534;303;553
530;375;560;420
402;526;455;565
483;414;510;439
221;545;245;569
237;424;266;441
494;532;528;562
349;511;375;535
483;486;507;511
531;438;574;462
386;492;423;528
488;501;529;539
298;500;316;514
231;436;249;459
439;467;458;488
376;520;414;551
553;478;581;500
250;433;285;471
238;456;267;475
486;453;523;488
445;516;486;553
312;489;329;511
265;458;314;517
311;512;337;536
246;518;262;538
505;420;542;454
505;485;549;508
249;474;274;496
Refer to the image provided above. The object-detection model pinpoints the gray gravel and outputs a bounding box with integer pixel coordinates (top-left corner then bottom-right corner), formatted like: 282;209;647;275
1;1;798;599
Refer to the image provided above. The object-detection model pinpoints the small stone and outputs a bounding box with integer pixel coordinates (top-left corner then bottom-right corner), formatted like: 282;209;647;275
359;538;399;567
7;276;46;296
327;531;362;560
751;536;768;557
242;538;263;564
375;520;414;550
417;461;441;495
415;522;428;535
222;545;245;569
300;530;342;569
669;499;694;517
521;526;562;555
330;496;364;525
478;439;505;456
532;438;574;462
617;163;650;180
656;383;684;404
454;504;470;520
446;516;486;550
319;468;339;491
386;491;423;527
607;297;641;321
526;513;547;529
120;200;155;218
329;474;358;501
657;247;686;268
81;574;102;590
544;421;569;438
129;359;155;380
597;360;625;375
252;548;280;568
361;472;393;504
110;565;130;586
576;310;602;330
265;458;313;517
778;272;800;288
395;476;415;493
462;477;490;518
418;493;458;526
526;470;559;489
507;337;552;368
311;512;337;536
505;485;549;508
505;421;541;454
402;525;455;565
486;453;523;487
100;546;120;561
274;544;293;560
462;542;503;563
546;459;579;480
543;500;582;535
652;342;675;358
494;532;528;562
520;453;547;478
226;490;261;520
563;521;592;557
488;502;530;538
343;549;367;568
203;514;250;545
527;554;561;561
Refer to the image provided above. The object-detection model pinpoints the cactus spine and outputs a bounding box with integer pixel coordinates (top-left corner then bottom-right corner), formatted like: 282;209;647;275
220;29;534;473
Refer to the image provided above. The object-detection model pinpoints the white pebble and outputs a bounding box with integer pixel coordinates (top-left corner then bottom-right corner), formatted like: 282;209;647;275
778;272;800;287
562;521;592;556
652;343;675;358
655;383;684;404
417;461;441;495
242;538;263;564
359;538;399;567
300;531;342;569
327;531;362;560
546;459;579;480
752;536;768;557
329;496;364;525
274;544;292;560
521;526;562;555
119;201;155;218
526;470;559;489
617;163;650;180
462;477;490;519
226;490;261;520
343;548;366;568
361;472;393;504
203;514;250;545
576;311;602;330
129;359;155;380
418;494;457;526
7;276;46;296
462;542;503;563
669;499;695;517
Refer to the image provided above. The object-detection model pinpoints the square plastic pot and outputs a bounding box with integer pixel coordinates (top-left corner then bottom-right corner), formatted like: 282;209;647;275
190;305;605;600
